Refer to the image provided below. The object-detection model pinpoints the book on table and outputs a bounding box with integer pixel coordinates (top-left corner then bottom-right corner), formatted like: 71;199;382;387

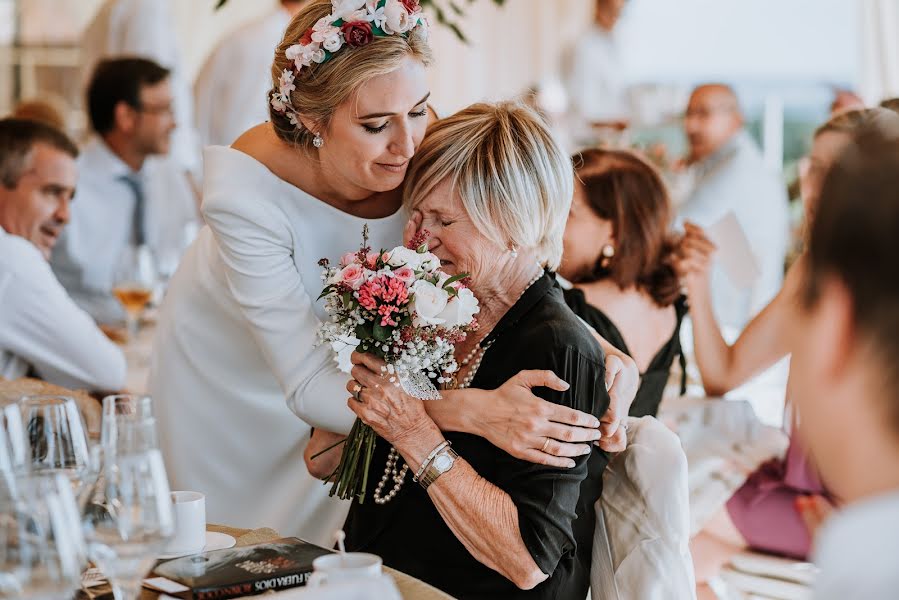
150;537;332;599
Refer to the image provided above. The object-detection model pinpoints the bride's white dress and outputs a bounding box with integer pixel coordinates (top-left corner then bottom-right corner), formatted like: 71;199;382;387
149;146;406;542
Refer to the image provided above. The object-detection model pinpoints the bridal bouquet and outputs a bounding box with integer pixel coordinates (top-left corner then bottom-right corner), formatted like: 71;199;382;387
316;225;479;503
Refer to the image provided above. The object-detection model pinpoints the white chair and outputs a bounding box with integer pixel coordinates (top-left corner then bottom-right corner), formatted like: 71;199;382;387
591;416;697;600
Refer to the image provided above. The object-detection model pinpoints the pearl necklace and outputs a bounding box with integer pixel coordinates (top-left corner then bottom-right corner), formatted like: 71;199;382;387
374;270;544;505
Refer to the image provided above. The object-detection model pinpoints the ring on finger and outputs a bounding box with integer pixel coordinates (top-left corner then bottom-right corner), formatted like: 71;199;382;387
541;437;551;453
352;383;364;402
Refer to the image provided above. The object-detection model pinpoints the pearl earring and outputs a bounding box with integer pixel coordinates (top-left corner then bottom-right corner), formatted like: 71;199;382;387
600;243;615;268
509;245;519;259
312;133;324;148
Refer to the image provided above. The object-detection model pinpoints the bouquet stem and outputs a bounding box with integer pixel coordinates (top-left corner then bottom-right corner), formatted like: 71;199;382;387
325;417;378;503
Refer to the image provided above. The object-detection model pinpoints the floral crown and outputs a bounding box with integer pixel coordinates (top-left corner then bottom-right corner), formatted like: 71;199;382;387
271;0;428;128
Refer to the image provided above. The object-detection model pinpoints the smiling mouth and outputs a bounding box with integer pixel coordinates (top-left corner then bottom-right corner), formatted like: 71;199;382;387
377;161;409;172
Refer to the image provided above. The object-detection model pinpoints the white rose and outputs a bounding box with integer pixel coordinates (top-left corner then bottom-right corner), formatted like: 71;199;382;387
331;0;367;19
436;287;480;328
410;280;449;327
387;246;423;270
382;0;411;34
322;32;343;52
418;252;441;272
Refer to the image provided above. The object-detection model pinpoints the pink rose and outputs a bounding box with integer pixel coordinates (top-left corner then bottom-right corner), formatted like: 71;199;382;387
339;252;358;267
341;20;373;48
340;264;366;289
366;252;380;269
393;266;415;286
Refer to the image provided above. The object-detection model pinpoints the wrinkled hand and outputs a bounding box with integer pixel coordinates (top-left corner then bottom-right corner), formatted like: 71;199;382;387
473;370;603;469
596;353;638;453
348;352;436;448
675;221;716;286
796;494;835;539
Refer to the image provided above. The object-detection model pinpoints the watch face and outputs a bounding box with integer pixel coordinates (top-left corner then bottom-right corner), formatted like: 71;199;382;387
433;454;453;471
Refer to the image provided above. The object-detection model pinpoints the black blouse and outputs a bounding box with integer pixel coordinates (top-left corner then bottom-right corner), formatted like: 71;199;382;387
344;273;610;600
563;288;688;418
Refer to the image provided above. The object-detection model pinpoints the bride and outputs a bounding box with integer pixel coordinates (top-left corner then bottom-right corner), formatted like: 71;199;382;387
149;0;636;543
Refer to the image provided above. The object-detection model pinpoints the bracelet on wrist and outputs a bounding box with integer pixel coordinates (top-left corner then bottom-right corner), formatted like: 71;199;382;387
413;440;451;483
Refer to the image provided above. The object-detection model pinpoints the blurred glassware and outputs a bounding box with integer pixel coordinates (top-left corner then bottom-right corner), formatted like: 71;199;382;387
112;245;156;340
18;395;90;490
0;472;88;599
82;411;173;600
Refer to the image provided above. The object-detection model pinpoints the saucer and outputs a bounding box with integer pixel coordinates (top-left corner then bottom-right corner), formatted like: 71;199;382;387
158;531;236;560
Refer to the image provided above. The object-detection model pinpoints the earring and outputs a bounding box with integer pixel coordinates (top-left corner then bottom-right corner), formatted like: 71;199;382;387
312;133;324;148
509;245;519;259
600;243;615;268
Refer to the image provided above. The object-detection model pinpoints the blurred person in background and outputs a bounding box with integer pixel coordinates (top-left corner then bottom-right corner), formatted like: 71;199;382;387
194;0;309;148
791;121;899;600
51;58;199;325
0;118;125;392
561;0;630;137
682;108;899;583
678;83;789;329
559;148;686;418
11;98;67;133
880;97;899;114
829;88;865;116
82;0;201;179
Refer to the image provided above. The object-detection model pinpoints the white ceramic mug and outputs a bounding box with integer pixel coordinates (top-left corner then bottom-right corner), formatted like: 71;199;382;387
166;491;206;555
307;553;382;587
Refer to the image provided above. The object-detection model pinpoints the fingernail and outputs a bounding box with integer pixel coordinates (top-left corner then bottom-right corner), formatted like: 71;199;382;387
560;382;570;390
566;460;576;468
591;418;600;428
581;446;591;455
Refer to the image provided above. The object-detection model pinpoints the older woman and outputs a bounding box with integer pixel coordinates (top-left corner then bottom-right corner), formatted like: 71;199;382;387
308;102;609;598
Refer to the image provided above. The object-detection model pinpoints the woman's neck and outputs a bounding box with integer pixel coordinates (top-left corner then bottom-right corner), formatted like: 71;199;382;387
470;260;543;340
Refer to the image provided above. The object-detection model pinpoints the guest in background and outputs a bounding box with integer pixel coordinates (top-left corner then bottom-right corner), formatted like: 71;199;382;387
81;0;201;178
317;102;609;599
0;118;126;391
194;0;309;148
11;98;67;132
561;0;630;134
559;148;686;418
791;122;899;600
50;58;199;324
678;83;789;328
829;88;865;115
682;108;899;578
881;97;899;114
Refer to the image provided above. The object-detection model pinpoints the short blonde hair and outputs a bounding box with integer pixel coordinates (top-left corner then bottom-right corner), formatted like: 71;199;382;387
403;101;573;270
270;0;432;152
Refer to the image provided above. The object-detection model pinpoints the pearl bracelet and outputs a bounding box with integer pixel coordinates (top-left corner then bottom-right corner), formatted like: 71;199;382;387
413;440;451;483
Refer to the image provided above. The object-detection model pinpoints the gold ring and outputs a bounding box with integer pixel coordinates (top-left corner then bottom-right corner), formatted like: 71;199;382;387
541;437;551;453
352;383;363;402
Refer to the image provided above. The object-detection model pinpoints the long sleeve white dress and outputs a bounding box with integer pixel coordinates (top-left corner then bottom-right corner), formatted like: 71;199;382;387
149;146;406;543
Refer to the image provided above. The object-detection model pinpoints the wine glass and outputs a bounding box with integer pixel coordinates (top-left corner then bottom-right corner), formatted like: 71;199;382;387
0;473;88;599
112;244;156;340
100;395;153;448
18;396;90;490
82;415;173;600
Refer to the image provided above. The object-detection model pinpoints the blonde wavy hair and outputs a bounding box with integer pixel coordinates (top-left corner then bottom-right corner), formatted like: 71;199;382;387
269;0;432;152
403;101;573;270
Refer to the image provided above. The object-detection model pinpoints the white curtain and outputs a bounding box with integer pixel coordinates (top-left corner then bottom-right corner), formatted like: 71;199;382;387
859;0;899;102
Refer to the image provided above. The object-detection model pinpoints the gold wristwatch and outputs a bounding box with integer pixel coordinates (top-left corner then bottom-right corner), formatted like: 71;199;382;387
420;445;459;490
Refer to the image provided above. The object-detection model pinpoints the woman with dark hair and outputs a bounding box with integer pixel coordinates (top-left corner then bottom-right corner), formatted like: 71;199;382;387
559;148;686;418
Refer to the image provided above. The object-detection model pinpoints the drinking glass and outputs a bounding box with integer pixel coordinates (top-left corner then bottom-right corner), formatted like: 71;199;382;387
112;245;156;339
0;473;88;599
18;396;90;490
82;415;174;600
100;395;153;448
1;403;29;476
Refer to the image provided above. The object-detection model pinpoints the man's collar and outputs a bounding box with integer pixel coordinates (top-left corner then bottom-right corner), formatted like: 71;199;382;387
82;136;141;179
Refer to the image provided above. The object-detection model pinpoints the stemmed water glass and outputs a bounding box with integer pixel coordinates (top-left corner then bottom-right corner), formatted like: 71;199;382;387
112;245;156;340
18;395;91;491
82;398;173;600
0;472;88;599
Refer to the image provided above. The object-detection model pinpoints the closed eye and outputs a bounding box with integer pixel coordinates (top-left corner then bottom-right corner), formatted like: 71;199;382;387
363;122;388;134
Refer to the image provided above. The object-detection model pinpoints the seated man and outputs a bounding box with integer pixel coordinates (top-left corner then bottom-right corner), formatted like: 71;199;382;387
0;118;126;392
678;84;789;328
51;57;199;324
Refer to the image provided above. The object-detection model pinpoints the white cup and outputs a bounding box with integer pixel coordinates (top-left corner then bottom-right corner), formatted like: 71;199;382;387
307;553;382;587
166;491;206;555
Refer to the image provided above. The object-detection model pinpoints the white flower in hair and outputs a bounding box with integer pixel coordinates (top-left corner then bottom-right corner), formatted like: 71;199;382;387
382;0;411;34
278;69;296;98
288;112;301;127
271;95;286;112
367;2;386;29
311;21;343;52
331;0;367;20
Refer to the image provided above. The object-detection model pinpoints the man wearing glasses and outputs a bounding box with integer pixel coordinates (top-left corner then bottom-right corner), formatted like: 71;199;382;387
51;57;199;325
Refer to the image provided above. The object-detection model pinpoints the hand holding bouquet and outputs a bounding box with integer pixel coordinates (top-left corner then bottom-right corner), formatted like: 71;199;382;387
315;226;479;503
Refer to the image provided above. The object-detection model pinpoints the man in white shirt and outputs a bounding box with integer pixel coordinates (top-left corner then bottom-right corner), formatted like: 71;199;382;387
789;124;899;600
0;118;126;391
562;0;630;131
678;84;789;328
194;0;308;148
81;0;200;176
51;58;199;324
